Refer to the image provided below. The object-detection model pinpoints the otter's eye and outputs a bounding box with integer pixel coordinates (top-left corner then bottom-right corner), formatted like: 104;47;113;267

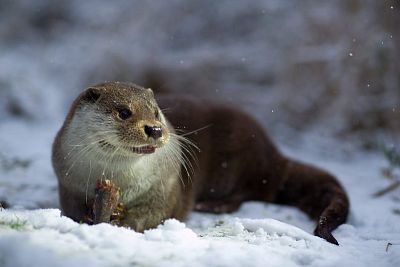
118;109;132;120
155;109;160;119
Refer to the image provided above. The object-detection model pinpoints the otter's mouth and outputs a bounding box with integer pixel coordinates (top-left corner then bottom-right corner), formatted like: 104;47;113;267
130;146;156;154
98;140;156;155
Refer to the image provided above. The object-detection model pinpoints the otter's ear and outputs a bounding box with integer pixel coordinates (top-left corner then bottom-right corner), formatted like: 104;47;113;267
82;88;101;103
147;88;154;97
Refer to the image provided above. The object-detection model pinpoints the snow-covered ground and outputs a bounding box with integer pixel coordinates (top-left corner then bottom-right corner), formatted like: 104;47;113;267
0;1;399;266
0;119;399;267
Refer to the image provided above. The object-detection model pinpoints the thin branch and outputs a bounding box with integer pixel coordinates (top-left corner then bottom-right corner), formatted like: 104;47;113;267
373;180;400;198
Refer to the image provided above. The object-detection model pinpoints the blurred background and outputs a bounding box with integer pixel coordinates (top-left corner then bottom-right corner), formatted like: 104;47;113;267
0;0;399;152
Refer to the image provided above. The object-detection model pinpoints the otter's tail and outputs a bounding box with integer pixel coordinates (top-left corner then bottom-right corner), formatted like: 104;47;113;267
274;160;349;245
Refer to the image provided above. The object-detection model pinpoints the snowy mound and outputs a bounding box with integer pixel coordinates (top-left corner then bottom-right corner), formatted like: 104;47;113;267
0;209;334;267
0;208;399;267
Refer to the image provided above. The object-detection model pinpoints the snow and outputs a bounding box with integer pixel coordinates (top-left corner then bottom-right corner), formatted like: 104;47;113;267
0;207;396;267
0;1;399;266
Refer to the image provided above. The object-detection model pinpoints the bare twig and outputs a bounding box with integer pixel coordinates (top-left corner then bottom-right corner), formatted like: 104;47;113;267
385;242;400;252
373;180;400;198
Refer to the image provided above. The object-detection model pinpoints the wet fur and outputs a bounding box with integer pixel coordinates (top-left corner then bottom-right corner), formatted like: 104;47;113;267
52;82;349;244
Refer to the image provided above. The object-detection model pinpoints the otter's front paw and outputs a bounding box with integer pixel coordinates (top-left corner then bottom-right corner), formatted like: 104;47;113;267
110;203;126;225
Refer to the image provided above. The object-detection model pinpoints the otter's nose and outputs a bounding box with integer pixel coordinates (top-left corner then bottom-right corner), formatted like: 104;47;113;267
144;125;162;139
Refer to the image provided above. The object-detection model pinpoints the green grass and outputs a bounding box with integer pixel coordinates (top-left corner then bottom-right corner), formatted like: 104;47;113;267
0;218;28;231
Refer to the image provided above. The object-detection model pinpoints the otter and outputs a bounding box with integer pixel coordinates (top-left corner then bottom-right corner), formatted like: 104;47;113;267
52;81;349;245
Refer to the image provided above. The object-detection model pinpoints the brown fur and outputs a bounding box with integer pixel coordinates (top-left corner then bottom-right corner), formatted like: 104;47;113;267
52;81;349;245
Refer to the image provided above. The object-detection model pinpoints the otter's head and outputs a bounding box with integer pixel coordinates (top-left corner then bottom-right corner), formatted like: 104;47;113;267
68;81;170;158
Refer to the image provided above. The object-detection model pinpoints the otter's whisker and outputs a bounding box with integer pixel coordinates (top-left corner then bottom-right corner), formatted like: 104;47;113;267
85;159;92;204
179;124;212;138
